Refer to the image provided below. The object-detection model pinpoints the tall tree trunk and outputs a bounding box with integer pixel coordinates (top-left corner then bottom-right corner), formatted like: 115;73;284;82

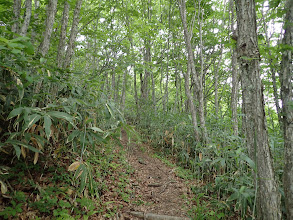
197;1;208;140
142;40;151;101
260;4;282;130
280;0;293;218
112;71;116;101
178;0;207;143
31;0;40;43
151;72;156;110
230;0;239;136
57;1;70;68
184;65;200;142
63;0;83;68
121;70;127;111
214;48;223;117
116;72;120;103
12;0;21;34
133;65;139;117
38;0;58;57
124;3;139;116
234;1;281;219
20;0;32;36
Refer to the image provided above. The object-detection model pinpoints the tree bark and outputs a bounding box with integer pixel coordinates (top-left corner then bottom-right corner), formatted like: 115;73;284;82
142;39;151;101
38;0;58;57
230;0;239;136
12;0;21;34
63;0;83;68
197;1;208;140
280;0;293;218
31;0;40;43
184;65;200;142
260;4;283;130
121;70;127;111
178;0;207;143
20;0;32;36
234;1;281;219
57;1;70;68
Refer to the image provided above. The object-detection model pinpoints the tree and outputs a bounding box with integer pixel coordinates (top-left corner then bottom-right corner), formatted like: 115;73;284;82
20;0;32;36
63;0;83;68
57;1;70;68
178;0;207;143
230;0;239;136
280;0;293;218
37;0;58;57
234;0;281;219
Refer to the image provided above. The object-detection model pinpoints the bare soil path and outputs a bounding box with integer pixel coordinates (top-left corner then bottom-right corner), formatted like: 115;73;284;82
119;131;192;220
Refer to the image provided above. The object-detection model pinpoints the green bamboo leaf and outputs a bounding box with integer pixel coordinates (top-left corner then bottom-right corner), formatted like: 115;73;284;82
24;114;41;130
22;40;34;55
7;140;40;153
89;127;103;133
43;116;52;139
7;107;23;119
67;130;80;143
227;192;239;202
12;144;21;159
47;111;75;125
240;154;256;171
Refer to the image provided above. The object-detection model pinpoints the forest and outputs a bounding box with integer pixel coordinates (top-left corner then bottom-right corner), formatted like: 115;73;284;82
0;0;292;219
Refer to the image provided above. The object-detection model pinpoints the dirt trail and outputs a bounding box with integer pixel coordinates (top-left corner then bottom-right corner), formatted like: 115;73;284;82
119;131;192;220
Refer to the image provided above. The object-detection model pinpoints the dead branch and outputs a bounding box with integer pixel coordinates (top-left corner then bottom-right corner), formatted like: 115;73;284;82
128;211;190;220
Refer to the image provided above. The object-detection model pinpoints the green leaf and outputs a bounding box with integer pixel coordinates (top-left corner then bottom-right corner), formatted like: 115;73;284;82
12;144;21;159
7;140;40;153
24;114;41;130
0;45;7;50
0;37;9;43
22;40;34;55
7;107;23;119
67;130;80;142
11;48;21;54
43;116;52;139
89;127;103;133
10;36;30;43
47;111;74;123
227;192;239;202
240;154;256;171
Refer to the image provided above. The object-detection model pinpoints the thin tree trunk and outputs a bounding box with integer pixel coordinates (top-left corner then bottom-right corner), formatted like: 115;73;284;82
151;72;156;110
280;0;293;218
230;0;239;136
38;0;58;57
124;3;139;116
184;65;200;142
174;63;179;113
63;0;83;68
121;70;127;111
178;0;207;143
116;72;120;103
260;4;282;130
197;1;208;140
142;40;151;101
234;1;281;219
20;0;32;36
214;49;223;117
112;71;116;101
12;0;21;34
57;1;70;68
31;0;40;43
134;65;139;117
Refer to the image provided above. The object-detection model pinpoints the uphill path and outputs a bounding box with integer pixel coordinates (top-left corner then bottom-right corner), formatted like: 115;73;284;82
117;130;193;220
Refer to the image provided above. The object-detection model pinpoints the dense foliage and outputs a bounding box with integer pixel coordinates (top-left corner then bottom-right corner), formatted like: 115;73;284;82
0;0;291;219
